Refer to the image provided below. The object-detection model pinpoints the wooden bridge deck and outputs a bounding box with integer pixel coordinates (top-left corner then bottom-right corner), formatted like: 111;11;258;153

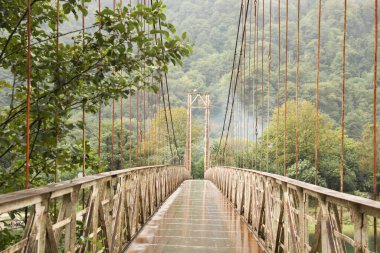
124;180;261;253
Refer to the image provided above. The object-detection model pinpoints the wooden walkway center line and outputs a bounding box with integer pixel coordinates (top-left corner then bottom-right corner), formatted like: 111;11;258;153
124;180;262;253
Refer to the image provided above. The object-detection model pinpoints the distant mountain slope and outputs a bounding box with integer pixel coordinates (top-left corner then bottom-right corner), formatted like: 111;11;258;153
164;0;378;139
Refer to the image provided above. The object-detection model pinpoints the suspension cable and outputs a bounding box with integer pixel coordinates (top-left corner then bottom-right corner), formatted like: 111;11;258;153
373;0;378;202
111;99;115;170
157;92;160;164
243;0;247;168
147;5;151;165
25;0;32;189
143;0;147;164
97;0;102;172
252;0;257;166
154;0;179;162
255;0;259;170
241;0;247;167
159;81;174;159
315;0;322;185
373;0;378;248
149;0;176;161
144;90;146;163
82;0;86;178
284;0;288;176
129;93;132;165
120;97;123;170
148;92;151;165
111;0;116;171
267;0;272;172
163;74;177;160
261;0;265;171
136;91;140;165
55;0;60;182
340;0;347;193
223;0;251;156
295;0;300;179
218;0;245;156
276;0;280;174
248;0;253;168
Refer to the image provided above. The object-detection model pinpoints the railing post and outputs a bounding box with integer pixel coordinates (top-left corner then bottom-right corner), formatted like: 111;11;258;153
282;183;289;252
244;173;252;222
297;187;305;253
352;204;365;253
264;178;273;249
36;198;48;253
154;167;159;208
67;187;80;252
233;171;238;208
319;195;331;253
91;183;100;253
251;173;257;229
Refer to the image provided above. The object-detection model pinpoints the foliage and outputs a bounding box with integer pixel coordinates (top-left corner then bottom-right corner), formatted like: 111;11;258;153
146;107;203;166
0;0;378;197
0;1;191;192
356;124;380;193
163;0;377;142
0;228;22;251
214;100;374;194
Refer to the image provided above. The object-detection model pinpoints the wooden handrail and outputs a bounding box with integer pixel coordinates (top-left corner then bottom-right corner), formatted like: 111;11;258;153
224;166;380;211
0;165;165;209
0;165;189;253
206;166;380;253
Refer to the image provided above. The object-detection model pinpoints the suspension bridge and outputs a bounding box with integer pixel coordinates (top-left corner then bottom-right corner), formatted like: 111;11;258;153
0;0;380;252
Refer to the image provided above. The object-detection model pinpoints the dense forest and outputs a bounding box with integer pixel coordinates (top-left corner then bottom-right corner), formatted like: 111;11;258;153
162;0;379;195
165;0;376;138
0;0;192;195
0;0;380;251
0;0;379;193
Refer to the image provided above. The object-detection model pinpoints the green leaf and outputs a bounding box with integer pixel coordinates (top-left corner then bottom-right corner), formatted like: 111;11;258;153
101;8;115;16
114;23;125;33
62;3;71;14
0;80;11;89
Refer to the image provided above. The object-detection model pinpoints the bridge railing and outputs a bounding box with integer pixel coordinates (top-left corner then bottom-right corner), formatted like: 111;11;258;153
206;166;380;253
0;165;189;253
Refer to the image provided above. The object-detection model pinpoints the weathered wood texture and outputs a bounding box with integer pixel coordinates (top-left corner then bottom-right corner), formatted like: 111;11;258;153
205;166;380;253
0;165;189;253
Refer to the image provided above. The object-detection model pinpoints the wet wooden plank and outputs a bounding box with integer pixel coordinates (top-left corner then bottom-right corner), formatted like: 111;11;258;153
124;180;263;253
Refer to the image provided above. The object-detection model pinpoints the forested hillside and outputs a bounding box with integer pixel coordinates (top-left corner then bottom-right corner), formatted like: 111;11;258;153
161;0;379;191
0;0;378;191
164;0;377;139
165;0;240;134
1;0;379;251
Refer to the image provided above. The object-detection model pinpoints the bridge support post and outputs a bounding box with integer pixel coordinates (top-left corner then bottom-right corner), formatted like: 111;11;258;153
204;94;210;172
320;196;331;253
185;92;211;177
36;198;48;253
186;94;192;173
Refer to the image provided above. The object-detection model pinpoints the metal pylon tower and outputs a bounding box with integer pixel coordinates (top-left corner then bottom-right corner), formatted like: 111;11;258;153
186;92;211;176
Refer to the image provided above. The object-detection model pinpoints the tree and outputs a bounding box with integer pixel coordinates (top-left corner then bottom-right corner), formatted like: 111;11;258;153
357;124;380;194
263;100;360;191
0;1;191;192
146;107;203;166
